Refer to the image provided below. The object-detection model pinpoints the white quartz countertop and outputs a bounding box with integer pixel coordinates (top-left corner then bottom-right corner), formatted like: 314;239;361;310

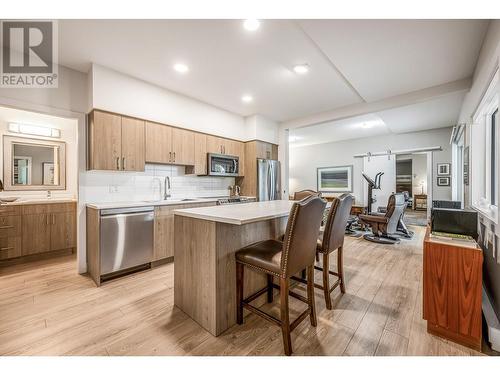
174;200;295;225
86;197;220;210
86;197;256;210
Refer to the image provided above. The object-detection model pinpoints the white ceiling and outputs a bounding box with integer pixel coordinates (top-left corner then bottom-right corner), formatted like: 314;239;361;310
289;90;465;147
298;20;488;101
53;19;489;122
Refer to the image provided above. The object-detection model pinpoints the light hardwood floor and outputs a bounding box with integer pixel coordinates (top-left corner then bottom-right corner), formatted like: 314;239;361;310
0;226;484;356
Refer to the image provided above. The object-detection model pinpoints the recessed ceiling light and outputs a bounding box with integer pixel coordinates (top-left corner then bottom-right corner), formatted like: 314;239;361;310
243;19;260;31
173;63;189;73
241;95;253;103
293;64;310;74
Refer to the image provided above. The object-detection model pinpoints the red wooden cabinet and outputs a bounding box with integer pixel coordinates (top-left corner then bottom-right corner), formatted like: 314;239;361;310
423;227;483;351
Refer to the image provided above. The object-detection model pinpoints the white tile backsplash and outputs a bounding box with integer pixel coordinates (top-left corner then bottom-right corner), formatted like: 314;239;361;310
81;164;235;203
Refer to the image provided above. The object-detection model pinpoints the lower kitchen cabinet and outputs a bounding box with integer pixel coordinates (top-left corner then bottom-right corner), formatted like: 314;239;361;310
153;201;216;261
0;202;77;262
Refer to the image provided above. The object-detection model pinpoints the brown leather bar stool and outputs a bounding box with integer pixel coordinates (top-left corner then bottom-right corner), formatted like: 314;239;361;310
293;189;321;200
292;193;353;310
235;196;326;356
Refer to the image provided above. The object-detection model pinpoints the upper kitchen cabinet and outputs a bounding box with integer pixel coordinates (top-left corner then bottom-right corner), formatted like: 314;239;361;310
88;110;145;171
145;122;195;166
171;127;195;165
255;141;278;160
121;116;145;171
193;132;207;175
145;121;172;164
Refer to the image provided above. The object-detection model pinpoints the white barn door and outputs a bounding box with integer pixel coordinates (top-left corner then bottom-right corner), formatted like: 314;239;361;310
363;155;396;212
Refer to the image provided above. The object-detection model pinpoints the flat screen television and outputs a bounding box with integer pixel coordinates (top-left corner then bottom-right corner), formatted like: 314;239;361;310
431;208;478;240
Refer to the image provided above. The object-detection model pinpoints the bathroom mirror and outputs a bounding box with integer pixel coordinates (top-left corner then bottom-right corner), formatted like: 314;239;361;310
3;136;66;190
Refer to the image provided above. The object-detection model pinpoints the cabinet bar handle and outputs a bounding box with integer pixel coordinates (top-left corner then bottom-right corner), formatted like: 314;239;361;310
46;215;49;225
0;225;13;229
122;157;125;170
116;157;120;170
169;152;172;162
173;152;176;162
0;247;14;251
52;214;55;225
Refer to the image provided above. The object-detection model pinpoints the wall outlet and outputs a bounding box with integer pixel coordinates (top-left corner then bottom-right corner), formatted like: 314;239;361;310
109;185;119;193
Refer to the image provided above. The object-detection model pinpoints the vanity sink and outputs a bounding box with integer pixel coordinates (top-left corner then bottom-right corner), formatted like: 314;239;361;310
0;197;19;203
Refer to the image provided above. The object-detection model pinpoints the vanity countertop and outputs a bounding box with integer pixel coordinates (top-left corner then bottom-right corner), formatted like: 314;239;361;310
0;198;77;206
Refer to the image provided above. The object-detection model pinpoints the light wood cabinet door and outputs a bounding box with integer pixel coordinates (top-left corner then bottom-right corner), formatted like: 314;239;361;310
171;128;195;165
89;111;122;170
256;141;273;160
50;211;77;251
121;117;145;171
22;213;50;256
145;122;173;164
206;135;223;154
194;133;207;175
153;205;183;261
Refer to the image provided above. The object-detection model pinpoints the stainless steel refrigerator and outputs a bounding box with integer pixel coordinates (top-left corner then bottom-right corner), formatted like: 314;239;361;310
257;158;281;201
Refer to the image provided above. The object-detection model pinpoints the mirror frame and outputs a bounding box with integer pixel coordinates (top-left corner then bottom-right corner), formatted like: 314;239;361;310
3;135;66;191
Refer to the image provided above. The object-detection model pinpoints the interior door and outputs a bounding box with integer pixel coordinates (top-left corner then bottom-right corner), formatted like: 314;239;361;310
363;155;396;212
91;111;122;170
121;117;145;171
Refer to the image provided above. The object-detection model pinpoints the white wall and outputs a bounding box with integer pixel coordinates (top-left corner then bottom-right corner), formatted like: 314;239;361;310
456;20;500;339
289;127;453;205
90;64;248;140
245;114;279;144
0;65;88;114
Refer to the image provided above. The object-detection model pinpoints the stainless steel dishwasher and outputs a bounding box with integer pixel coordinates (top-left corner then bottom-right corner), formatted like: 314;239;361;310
100;206;154;277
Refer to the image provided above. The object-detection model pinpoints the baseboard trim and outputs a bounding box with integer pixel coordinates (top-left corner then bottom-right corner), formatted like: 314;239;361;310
483;287;500;352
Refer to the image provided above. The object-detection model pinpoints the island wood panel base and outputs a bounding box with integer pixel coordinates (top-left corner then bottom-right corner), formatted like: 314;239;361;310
174;215;287;336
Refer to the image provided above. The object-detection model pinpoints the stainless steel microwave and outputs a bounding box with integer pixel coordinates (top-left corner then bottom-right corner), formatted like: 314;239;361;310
207;153;239;176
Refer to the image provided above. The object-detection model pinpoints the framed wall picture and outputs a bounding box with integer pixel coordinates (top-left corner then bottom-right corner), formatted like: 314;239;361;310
317;165;353;193
437;163;451;175
42;162;55;185
437;176;450;186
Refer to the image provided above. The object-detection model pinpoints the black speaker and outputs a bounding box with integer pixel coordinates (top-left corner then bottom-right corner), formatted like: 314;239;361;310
431;208;478;239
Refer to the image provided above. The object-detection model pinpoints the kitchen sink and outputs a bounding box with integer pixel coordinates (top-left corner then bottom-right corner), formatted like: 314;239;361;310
141;198;200;203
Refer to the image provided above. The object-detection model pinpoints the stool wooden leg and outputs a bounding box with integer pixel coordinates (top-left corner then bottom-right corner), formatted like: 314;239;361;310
267;274;274;303
280;277;292;356
236;262;244;324
338;246;346;293
322;252;332;310
307;265;317;327
301;269;306;280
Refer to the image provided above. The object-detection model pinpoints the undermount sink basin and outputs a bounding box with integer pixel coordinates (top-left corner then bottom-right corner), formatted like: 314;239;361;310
142;198;200;204
0;196;20;203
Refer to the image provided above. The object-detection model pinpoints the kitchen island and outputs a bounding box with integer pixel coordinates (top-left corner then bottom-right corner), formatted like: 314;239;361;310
173;200;294;336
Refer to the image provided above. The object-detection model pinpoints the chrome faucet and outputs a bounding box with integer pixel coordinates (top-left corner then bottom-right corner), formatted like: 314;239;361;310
164;176;171;200
234;185;241;197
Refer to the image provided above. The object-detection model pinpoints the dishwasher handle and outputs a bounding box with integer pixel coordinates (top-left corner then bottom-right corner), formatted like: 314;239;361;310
100;206;154;216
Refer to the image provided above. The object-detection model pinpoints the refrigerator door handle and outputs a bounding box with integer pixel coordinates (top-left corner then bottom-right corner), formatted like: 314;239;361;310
267;161;272;200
